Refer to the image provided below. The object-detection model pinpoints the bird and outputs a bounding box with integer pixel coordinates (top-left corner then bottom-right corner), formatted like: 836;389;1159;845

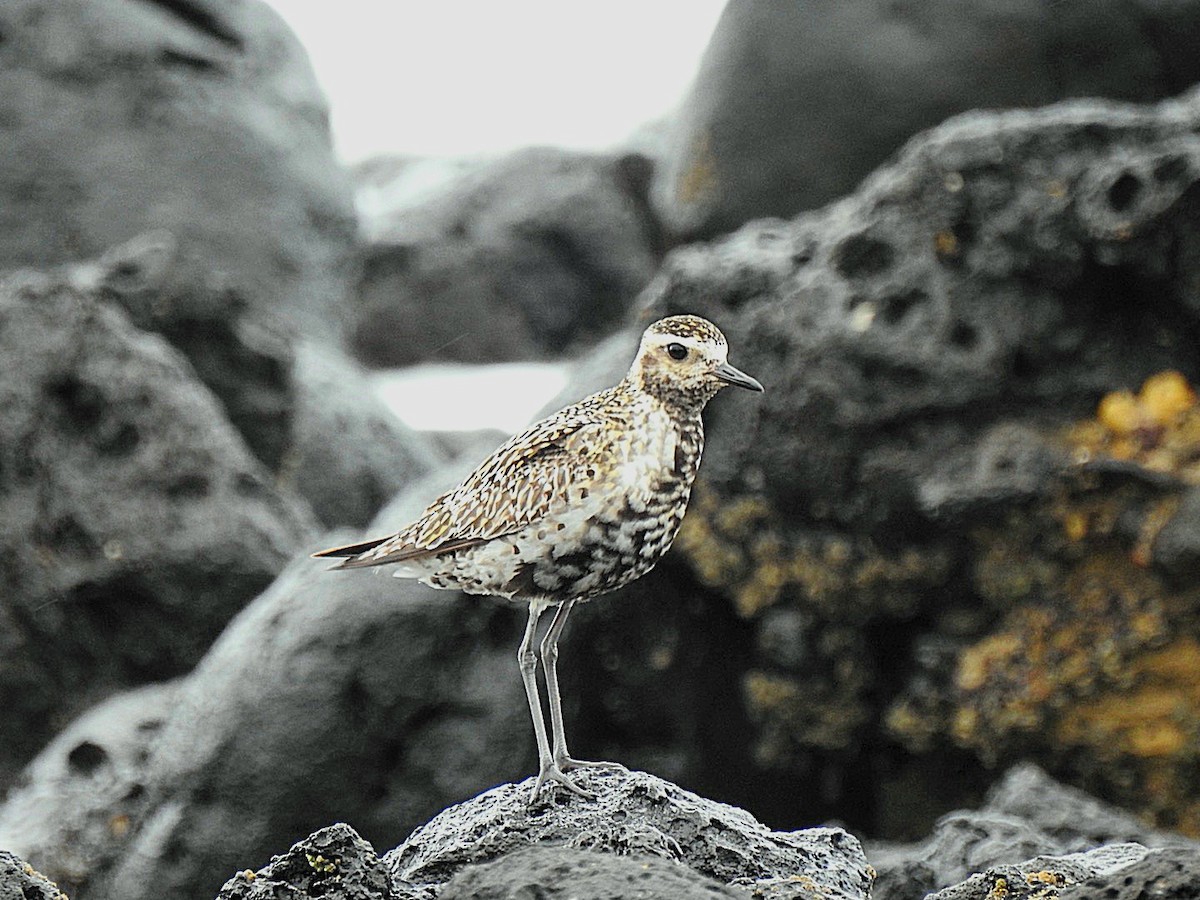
313;315;763;801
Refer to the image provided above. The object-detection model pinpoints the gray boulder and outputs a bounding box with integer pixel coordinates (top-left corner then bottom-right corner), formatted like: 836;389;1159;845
437;846;742;900
80;459;530;900
387;768;872;900
868;763;1199;900
984;762;1197;851
352;147;660;366
216;824;390;900
928;844;1152;900
284;340;445;528
0;683;179;897
654;0;1200;239
554;86;1200;829
0;271;313;789
0;0;362;483
1060;847;1200;900
0;0;357;336
79;234;442;528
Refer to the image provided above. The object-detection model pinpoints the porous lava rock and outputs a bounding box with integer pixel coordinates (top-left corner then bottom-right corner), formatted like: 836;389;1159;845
653;0;1200;239
76;460;530;900
0;683;179;898
0;0;357;335
387;768;872;900
216;824;391;900
868;763;1198;900
352;147;660;366
0;850;67;900
0;269;312;790
555;87;1200;833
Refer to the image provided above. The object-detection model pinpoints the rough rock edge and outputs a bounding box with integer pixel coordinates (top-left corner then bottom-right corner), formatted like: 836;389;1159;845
215;823;391;900
385;767;872;900
0;849;68;900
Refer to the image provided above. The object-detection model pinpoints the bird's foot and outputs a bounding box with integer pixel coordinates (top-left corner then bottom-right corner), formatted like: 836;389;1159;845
555;755;625;773
529;760;595;803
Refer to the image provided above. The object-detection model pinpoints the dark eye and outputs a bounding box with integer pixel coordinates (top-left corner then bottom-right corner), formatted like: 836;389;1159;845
667;342;688;360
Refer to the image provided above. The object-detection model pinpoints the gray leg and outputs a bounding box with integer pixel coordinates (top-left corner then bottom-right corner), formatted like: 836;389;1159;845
519;602;591;802
540;599;621;774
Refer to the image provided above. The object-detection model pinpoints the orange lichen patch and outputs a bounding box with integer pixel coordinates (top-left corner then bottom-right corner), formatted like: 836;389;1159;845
910;539;1187;770
1056;639;1200;760
676;131;718;206
956;632;1025;692
1068;370;1200;479
1025;870;1065;888
1132;496;1180;568
890;378;1200;832
744;666;870;760
676;485;948;619
934;230;959;257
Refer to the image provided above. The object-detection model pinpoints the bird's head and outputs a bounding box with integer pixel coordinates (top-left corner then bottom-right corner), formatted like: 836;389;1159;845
629;315;763;410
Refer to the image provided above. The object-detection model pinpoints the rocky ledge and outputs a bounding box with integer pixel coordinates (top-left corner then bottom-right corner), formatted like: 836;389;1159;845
200;765;1200;900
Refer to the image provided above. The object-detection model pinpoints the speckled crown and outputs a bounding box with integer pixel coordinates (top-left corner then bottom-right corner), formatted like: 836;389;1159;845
645;315;727;346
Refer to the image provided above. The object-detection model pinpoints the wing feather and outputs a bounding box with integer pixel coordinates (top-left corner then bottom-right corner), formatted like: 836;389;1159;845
324;399;612;569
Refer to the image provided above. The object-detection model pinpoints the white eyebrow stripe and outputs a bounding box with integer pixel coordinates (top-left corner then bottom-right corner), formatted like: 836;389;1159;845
653;335;710;350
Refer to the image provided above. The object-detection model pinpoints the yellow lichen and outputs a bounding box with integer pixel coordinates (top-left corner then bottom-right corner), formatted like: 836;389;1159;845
676;485;947;619
899;412;1200;832
1069;370;1200;481
306;853;337;874
1056;639;1200;761
1025;870;1064;887
743;666;869;759
676;132;718;206
1097;390;1141;436
1141;371;1196;425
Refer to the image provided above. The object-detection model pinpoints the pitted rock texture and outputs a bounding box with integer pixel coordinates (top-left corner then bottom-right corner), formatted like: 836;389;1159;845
1060;847;1200;900
0;0;360;479
927;843;1152;900
653;0;1200;239
437;845;741;900
553;88;1200;832
352;147;660;366
0;272;312;790
0;682;178;898
216;824;391;900
868;764;1199;900
82;233;441;527
387;768;872;900
0;851;67;900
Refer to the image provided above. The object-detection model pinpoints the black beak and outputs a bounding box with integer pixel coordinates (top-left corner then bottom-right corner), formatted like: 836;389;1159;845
713;361;764;392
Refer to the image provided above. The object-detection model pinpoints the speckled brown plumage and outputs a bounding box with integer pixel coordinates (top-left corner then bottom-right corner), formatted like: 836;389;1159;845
313;314;763;801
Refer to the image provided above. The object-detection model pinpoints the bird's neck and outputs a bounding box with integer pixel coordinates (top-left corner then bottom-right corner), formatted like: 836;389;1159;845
626;371;718;418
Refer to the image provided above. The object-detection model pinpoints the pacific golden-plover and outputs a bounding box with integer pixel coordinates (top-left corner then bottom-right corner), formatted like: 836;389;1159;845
313;315;763;800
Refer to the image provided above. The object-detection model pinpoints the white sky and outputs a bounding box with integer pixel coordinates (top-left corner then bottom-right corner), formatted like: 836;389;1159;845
373;363;570;432
268;1;727;162
266;3;727;431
